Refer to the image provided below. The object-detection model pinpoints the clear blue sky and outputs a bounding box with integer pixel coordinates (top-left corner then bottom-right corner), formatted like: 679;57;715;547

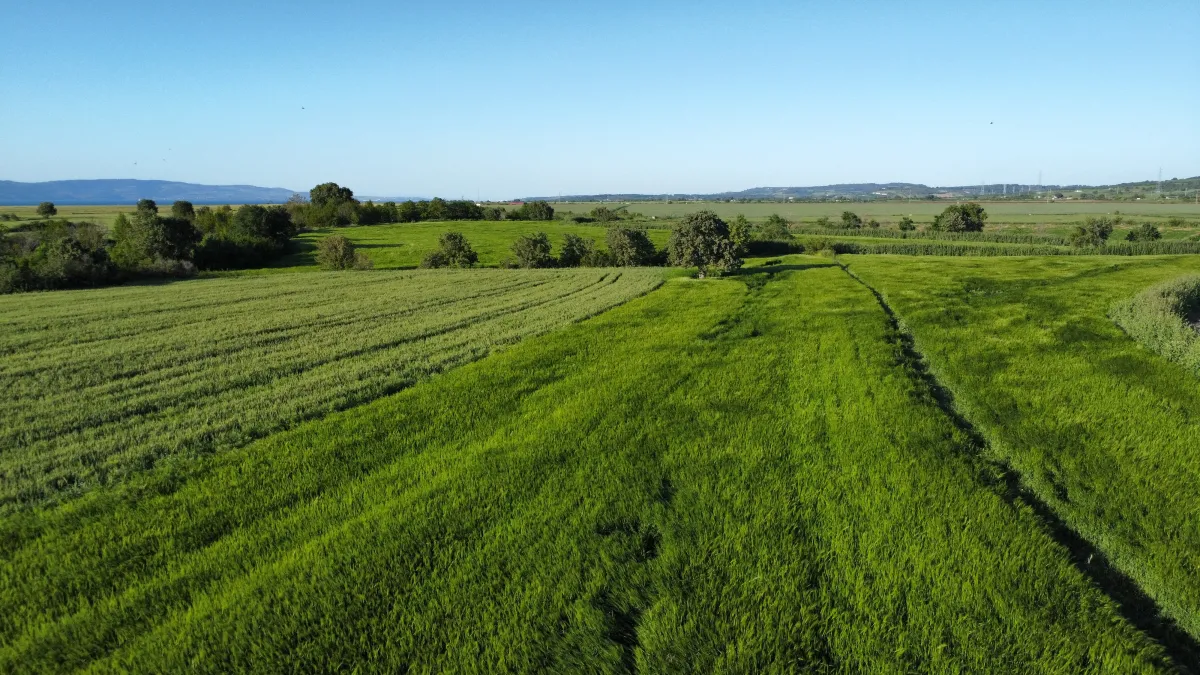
2;0;1197;199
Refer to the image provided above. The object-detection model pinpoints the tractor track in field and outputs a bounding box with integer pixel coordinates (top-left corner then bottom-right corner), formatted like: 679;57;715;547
836;259;1200;674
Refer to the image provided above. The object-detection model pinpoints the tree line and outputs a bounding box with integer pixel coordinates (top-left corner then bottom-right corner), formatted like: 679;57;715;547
289;182;557;227
0;199;296;293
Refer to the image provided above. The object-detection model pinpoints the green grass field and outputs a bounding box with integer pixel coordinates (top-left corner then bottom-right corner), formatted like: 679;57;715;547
276;221;673;270
551;200;1200;229
4;209;1200;671
1;263;1182;672
847;255;1200;642
0;268;662;512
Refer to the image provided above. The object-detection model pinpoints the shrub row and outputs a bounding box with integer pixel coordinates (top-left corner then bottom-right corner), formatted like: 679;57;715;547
1110;275;1200;375
791;235;1200;257
792;227;1071;246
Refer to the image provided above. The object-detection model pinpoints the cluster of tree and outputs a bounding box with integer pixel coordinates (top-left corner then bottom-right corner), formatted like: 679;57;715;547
566;205;648;224
930;203;988;232
0;219;114;292
0;213;19;222
1126;223;1162;242
1069;216;1115;247
725;214;789;241
504;201;555;221
416;212;746;277
468;226;660;269
0;198;297;293
286;183;557;228
189;202;299;268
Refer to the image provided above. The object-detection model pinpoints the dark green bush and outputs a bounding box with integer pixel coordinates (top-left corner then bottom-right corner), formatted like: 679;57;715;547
758;214;792;240
511;232;554;268
1126;223;1162;242
606;226;656;266
667;210;741;278
315;235;372;270
1110;275;1200;375
931;203;987;232
1069;217;1114;248
557;233;593;267
421;232;479;268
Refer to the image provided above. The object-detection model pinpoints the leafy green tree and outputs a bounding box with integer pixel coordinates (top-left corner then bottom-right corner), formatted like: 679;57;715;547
136;199;158;216
445;200;484;220
481;206;505;221
557;233;593;267
1125;223;1162;242
666;210;742;278
898;216;916;231
421;232;478;268
397;200;421;222
194;205;233;236
1069;217;1114;247
758;214;792;240
230;204;296;244
605;226;656;266
110;210;200;270
815;216;834;229
316;234;372;270
309;183;355;208
508;201;555;221
867;218;880;229
511;232;554;268
841;211;863;228
590;206;618;223
171;200;195;221
729;214;752;253
36;202;57;218
931;203;988;232
422;198;449;221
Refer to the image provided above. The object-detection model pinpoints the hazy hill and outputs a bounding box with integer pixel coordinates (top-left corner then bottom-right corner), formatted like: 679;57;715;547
526;176;1200;202
0;179;295;205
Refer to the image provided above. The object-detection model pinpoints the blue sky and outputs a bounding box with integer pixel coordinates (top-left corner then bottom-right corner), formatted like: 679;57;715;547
2;0;1197;199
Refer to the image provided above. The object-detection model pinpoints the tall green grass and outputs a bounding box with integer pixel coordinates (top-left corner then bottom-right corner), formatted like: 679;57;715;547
0;263;1172;672
1111;275;1200;374
848;255;1200;642
0;268;662;512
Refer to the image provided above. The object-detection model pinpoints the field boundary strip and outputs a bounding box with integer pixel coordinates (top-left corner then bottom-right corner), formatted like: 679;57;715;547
835;258;1200;672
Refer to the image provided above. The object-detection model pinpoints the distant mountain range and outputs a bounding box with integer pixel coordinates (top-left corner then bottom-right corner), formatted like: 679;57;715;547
525;176;1200;202
0;180;296;205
